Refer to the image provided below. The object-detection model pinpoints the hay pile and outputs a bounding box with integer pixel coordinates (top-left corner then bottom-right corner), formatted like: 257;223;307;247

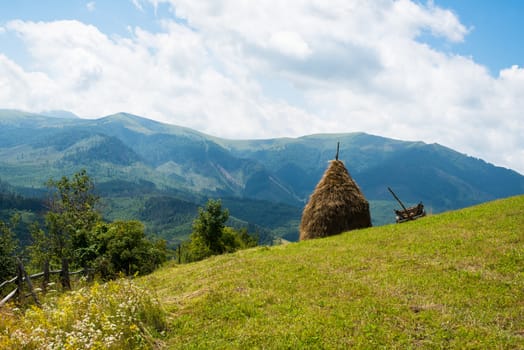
299;160;371;240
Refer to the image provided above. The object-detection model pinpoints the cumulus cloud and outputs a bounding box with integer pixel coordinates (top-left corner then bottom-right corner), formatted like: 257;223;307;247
0;0;522;174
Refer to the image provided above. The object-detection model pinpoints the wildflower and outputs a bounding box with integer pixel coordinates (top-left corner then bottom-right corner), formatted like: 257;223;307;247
3;278;166;349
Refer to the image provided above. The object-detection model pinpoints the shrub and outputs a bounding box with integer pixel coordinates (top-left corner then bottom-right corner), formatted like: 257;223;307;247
185;200;258;262
93;221;168;280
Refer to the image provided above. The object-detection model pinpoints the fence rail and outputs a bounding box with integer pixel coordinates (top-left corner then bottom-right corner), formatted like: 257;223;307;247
0;288;17;307
0;276;18;290
0;259;86;307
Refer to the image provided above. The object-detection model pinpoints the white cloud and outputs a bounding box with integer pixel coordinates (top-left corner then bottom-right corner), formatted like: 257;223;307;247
0;54;58;111
86;1;96;12
388;0;469;42
0;1;522;174
268;31;311;60
130;0;144;12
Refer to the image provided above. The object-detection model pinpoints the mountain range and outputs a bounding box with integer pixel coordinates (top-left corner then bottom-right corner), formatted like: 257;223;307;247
0;109;523;244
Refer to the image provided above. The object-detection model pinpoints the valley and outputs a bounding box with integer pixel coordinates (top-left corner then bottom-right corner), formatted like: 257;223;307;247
1;109;523;245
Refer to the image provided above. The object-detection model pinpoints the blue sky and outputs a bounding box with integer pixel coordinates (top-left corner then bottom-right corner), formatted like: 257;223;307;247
429;0;524;74
0;0;523;174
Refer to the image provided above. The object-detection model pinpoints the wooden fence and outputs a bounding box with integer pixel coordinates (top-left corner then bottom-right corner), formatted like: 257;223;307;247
0;258;86;308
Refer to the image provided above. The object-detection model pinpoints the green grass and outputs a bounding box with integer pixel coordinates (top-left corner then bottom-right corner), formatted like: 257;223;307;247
141;195;524;349
2;196;522;349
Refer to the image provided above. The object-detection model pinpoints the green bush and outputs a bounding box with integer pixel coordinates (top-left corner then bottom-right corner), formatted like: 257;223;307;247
185;199;257;262
93;221;168;279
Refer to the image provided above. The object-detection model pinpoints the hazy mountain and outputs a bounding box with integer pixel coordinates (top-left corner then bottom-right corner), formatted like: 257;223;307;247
40;110;80;119
0;110;522;243
220;133;524;211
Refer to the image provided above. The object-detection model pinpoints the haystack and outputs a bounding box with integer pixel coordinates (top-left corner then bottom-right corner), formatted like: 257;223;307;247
299;160;371;240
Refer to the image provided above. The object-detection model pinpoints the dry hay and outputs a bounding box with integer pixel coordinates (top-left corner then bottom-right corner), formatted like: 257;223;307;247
299;160;371;240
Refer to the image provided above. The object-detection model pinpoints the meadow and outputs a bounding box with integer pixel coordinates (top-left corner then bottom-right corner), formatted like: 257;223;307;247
1;195;523;349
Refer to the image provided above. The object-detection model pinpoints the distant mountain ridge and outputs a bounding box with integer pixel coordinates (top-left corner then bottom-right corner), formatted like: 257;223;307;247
0;110;522;243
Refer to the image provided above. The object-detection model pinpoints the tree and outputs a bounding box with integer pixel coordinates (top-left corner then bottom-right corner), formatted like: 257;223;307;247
188;199;229;260
0;215;19;281
46;169;100;255
28;222;51;268
30;170;168;283
186;199;258;262
92;221;167;279
38;170;101;288
27;222;54;290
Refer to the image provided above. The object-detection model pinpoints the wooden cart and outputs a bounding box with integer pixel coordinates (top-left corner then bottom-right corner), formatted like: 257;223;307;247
388;187;426;223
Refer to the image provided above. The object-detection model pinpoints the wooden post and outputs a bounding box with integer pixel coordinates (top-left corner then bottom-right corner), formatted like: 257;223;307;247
335;142;340;161
177;244;181;264
42;260;50;292
60;257;71;290
18;258;41;307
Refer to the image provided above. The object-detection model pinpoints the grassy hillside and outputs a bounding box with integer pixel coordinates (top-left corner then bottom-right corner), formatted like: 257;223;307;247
2;196;523;349
142;195;524;348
